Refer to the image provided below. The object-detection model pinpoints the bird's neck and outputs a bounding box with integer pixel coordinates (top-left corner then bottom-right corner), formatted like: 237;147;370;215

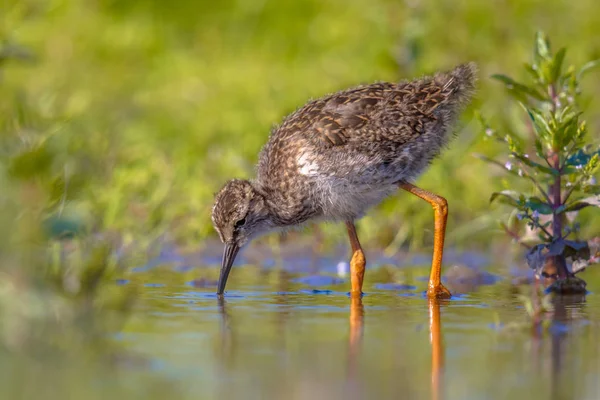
246;180;282;228
251;180;316;227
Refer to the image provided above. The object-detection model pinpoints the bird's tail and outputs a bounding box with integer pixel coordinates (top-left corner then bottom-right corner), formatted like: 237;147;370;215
434;62;478;109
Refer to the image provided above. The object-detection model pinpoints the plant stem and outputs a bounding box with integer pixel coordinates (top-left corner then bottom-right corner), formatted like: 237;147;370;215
548;83;562;241
531;219;553;241
550;151;562;240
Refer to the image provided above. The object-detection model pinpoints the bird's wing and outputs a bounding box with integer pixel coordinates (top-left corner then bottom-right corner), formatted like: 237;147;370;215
312;85;385;146
275;66;470;149
311;77;459;147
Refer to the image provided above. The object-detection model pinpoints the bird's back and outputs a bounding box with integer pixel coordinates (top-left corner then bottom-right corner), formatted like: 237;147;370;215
255;63;477;221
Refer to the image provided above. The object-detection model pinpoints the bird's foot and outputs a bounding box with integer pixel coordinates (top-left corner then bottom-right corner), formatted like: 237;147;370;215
427;283;452;299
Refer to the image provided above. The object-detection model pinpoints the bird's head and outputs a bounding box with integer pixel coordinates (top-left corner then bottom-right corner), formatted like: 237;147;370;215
211;179;271;294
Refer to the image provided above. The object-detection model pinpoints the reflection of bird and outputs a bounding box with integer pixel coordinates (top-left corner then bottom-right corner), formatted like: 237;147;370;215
212;63;477;298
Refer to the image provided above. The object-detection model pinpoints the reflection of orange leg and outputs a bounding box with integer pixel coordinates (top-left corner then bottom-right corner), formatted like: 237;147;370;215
348;295;364;387
346;221;366;295
429;298;444;400
399;182;451;299
349;295;364;351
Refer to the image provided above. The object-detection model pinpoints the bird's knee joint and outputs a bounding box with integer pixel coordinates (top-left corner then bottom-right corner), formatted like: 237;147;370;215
434;197;448;216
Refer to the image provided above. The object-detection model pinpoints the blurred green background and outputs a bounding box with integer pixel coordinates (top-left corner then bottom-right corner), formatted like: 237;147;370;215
2;0;600;253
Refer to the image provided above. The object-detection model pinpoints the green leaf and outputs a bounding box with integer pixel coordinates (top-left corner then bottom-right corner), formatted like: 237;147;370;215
574;120;588;143
577;59;600;80
555;112;581;149
534;31;551;62
564;196;600;212
584;153;600;175
524;63;540;81
525;196;553;214
557;104;575;121
490;190;523;208
506;135;522;153
564;202;590;212
550;48;567;83
491;74;547;101
582;184;600;195
475;154;526;178
534;138;545;159
524;106;552;140
511;152;556;176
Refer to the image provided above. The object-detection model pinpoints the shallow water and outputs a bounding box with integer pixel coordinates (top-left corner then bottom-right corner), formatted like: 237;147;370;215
5;247;600;400
117;249;600;400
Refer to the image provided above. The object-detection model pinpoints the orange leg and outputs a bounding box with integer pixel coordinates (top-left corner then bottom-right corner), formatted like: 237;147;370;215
399;182;451;299
346;221;366;296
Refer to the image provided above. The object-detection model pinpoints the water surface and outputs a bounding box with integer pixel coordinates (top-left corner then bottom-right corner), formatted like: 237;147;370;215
113;255;600;400
4;245;600;400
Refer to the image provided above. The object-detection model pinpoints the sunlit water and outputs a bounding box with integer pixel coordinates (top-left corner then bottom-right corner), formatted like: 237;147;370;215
5;247;600;400
123;252;600;400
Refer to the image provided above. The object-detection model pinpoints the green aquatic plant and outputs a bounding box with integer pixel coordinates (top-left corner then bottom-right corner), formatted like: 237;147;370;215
479;32;599;280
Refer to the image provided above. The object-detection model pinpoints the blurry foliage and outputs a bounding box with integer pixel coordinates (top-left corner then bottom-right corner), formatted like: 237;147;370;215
0;0;600;253
0;233;139;397
1;240;135;350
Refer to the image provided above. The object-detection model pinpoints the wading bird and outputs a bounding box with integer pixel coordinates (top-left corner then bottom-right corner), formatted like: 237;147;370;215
212;63;477;298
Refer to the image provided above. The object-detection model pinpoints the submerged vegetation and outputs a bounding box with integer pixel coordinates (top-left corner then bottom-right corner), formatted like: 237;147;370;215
481;32;599;289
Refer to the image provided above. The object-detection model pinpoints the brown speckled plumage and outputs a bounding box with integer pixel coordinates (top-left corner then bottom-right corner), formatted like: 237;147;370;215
212;63;478;295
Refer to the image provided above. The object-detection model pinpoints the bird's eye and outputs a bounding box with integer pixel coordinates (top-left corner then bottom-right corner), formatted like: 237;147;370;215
234;218;246;229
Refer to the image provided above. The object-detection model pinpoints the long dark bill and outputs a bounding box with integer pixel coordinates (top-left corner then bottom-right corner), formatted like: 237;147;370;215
217;243;240;295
